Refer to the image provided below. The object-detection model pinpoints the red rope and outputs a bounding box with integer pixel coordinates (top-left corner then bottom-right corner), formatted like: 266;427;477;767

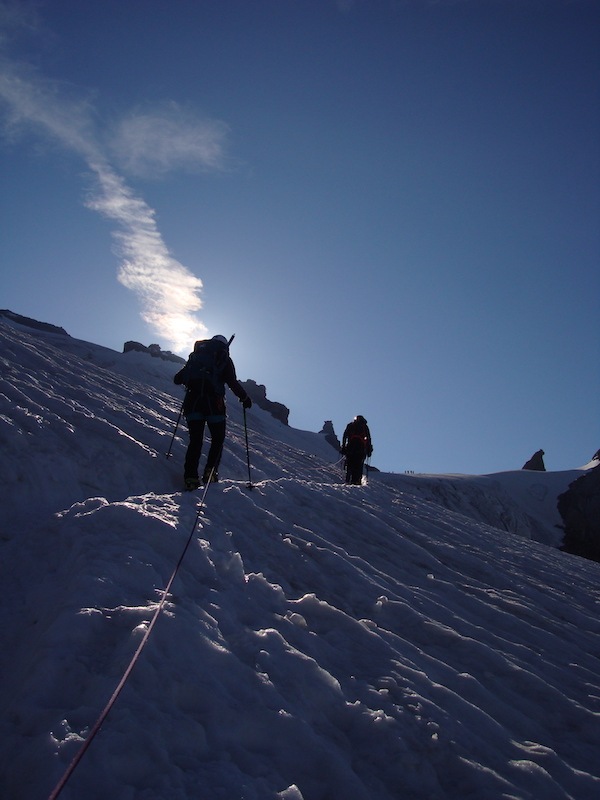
47;486;209;799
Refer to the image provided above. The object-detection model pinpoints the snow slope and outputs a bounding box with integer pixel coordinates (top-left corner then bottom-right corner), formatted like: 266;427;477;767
0;319;598;800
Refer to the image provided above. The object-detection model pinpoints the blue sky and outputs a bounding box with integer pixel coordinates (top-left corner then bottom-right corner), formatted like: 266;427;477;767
1;0;598;475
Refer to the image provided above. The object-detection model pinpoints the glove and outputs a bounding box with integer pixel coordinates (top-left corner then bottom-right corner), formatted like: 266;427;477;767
242;396;252;409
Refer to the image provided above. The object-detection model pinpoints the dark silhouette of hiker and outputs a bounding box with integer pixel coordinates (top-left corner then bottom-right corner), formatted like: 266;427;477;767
174;335;251;489
341;415;373;485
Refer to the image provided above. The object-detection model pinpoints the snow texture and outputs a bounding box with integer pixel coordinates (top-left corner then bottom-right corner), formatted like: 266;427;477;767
0;318;599;800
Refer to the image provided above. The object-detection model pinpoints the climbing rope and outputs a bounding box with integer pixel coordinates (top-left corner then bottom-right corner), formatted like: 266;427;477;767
47;483;211;800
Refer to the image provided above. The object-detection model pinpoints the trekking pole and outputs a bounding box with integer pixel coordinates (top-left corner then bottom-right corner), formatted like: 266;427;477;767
243;406;253;490
165;398;185;459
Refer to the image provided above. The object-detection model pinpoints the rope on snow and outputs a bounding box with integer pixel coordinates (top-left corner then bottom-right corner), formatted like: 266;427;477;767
47;483;211;800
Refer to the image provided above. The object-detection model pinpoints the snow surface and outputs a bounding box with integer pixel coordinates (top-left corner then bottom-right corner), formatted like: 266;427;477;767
1;318;599;800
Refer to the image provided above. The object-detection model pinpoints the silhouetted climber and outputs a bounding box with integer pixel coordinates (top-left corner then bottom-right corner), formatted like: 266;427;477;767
174;335;251;490
522;449;546;471
341;415;373;485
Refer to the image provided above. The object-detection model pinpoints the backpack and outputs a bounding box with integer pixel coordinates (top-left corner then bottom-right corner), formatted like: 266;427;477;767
184;338;228;397
346;420;369;456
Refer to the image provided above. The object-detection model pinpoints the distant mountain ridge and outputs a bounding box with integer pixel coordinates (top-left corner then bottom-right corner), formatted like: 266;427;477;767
2;309;596;470
0;309;69;336
0;309;337;444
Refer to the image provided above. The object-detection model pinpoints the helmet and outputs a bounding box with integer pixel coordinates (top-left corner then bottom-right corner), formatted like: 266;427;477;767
212;335;228;345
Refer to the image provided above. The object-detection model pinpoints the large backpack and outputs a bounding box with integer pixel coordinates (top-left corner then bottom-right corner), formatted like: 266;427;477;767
184;338;228;397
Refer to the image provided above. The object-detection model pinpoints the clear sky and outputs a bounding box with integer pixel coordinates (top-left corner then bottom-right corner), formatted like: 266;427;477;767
1;0;598;475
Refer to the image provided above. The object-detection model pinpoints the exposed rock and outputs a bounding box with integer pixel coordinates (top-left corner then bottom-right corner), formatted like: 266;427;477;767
123;341;185;364
557;464;600;562
123;340;147;354
240;380;289;425
0;309;69;336
522;449;546;471
319;420;340;452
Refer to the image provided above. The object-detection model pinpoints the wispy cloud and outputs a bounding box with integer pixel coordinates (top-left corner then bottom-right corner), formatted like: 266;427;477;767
0;11;226;352
109;102;229;179
0;63;99;159
86;164;205;352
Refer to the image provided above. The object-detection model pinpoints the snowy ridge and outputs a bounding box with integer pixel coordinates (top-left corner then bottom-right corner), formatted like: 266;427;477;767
391;470;582;549
0;319;599;800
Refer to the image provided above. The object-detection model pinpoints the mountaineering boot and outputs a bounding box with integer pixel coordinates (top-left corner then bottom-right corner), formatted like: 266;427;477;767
184;476;201;491
202;468;218;484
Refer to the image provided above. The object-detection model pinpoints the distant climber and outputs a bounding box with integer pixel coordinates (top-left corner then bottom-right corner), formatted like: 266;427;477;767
173;335;251;490
341;415;373;485
522;450;546;471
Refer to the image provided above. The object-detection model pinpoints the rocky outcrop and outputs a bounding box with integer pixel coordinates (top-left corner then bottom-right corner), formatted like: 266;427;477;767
240;380;289;425
319;420;340;452
123;341;185;364
0;309;69;336
557;464;600;562
522;450;546;471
